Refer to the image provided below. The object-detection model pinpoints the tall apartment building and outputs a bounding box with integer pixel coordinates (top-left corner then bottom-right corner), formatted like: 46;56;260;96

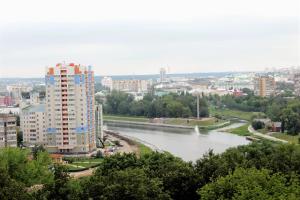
254;75;276;97
0;114;17;148
160;67;166;82
294;73;300;96
21;104;46;146
112;80;148;93
45;63;96;154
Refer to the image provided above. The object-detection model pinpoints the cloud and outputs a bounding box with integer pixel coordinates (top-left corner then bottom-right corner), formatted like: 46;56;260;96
0;17;299;77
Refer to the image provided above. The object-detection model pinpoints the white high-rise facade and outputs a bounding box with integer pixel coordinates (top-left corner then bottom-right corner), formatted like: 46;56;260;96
45;63;96;154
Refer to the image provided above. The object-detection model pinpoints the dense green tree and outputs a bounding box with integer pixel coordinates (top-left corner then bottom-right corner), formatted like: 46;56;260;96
281;101;300;135
252;120;265;130
142;152;199;200
86;168;170;200
104;91;208;118
198;168;300;200
35;165;76;200
0;169;33;200
0;148;53;186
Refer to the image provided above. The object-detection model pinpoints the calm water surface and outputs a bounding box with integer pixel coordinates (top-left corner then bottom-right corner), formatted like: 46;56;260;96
106;123;250;162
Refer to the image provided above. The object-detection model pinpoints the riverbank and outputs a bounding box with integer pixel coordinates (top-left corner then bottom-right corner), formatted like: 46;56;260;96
104;130;155;156
104;115;231;130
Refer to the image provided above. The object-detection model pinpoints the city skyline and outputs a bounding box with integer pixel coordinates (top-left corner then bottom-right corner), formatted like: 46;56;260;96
0;0;299;77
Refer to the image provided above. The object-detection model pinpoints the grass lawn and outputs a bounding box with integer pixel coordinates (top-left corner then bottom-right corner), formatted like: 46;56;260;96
271;132;300;144
227;124;252;136
164;117;226;127
209;107;262;121
104;114;150;122
137;143;153;157
65;157;103;171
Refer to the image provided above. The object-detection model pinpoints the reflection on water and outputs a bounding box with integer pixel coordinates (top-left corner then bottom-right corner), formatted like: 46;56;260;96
106;123;250;162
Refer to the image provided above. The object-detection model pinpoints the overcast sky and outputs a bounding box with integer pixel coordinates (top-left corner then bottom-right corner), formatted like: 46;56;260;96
0;0;299;77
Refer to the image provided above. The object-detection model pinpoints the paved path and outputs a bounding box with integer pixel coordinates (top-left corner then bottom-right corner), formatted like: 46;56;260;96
248;125;288;143
70;168;95;179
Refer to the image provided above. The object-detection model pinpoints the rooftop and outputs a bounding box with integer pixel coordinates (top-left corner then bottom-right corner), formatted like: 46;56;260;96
22;104;45;113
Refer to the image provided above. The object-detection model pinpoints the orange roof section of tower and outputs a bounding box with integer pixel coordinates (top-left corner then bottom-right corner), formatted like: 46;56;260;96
47;67;54;75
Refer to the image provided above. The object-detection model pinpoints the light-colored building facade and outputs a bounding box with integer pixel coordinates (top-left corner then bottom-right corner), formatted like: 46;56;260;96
45;63;96;154
101;76;113;90
112;80;148;93
21;104;46;146
6;85;32;104
254;75;276;97
160;67;166;82
294;73;300;96
0;114;17;148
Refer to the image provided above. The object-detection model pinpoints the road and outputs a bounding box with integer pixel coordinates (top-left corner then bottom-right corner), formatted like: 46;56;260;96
248;125;288;143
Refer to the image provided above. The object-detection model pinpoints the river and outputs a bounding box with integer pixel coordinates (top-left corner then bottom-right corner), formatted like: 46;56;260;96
106;123;250;162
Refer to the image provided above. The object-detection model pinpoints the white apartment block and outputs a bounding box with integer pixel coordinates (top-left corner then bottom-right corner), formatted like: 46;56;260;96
101;76;113;90
21;104;46;146
254;75;276;97
294;73;300;96
45;63;96;154
0;114;17;148
112;80;148;93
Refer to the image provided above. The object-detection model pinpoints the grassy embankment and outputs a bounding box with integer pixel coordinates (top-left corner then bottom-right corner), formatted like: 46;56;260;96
209;106;261;121
137;143;153;157
104;114;227;129
270;133;299;144
104;115;150;122
226;123;252;136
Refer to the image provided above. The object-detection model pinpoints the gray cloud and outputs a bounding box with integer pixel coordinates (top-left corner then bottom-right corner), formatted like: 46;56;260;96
0;17;299;77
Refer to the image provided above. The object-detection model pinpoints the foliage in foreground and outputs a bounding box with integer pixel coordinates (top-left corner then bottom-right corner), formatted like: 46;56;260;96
199;168;300;200
1;142;300;200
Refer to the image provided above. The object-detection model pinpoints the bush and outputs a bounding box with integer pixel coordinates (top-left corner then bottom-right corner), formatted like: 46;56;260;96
252;120;265;130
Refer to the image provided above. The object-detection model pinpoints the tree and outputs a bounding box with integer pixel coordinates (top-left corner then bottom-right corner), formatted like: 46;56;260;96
0;148;53;186
281;101;300;135
17;130;23;147
142;152;200;200
0;169;32;200
86;168;170;200
198;168;300;200
252;121;265;130
36;164;78;200
32;145;46;160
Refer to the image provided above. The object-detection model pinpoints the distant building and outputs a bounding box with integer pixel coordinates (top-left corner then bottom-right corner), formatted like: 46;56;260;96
0;96;14;107
112;80;148;93
160;68;167;82
101;76;113;90
294;73;300;96
45;63;96;154
21;104;46;146
0;114;17;148
7;85;32;104
254;75;276;97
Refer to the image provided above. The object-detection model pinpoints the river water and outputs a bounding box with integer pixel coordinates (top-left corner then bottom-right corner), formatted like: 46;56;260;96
106;123;250;162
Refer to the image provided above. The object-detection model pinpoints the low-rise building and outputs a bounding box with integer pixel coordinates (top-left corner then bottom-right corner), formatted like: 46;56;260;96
294;73;300;96
0;114;17;148
112;80;148;93
21;104;46;146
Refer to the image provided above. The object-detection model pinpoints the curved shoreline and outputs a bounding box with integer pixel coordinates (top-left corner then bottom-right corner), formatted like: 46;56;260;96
104;119;231;131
